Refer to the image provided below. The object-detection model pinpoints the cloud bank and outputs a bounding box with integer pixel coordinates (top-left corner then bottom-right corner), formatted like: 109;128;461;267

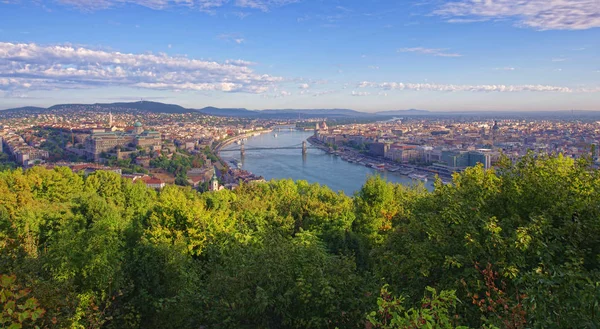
435;0;600;30
0;42;282;94
358;81;582;93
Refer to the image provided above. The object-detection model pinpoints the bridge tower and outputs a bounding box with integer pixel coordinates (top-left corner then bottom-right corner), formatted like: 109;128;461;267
302;141;307;155
240;142;245;157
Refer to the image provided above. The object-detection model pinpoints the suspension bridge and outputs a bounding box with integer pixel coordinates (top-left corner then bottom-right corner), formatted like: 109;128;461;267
219;141;316;155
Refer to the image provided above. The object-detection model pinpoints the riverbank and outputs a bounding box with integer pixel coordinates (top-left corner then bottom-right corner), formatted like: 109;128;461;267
306;136;452;184
213;129;273;154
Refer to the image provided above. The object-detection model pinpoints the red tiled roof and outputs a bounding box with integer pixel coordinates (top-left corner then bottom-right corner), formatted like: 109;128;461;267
141;176;163;185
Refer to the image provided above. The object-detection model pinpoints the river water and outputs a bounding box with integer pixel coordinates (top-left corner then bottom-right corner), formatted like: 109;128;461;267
221;130;435;196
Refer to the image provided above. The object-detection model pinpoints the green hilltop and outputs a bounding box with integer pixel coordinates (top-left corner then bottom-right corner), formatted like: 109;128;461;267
0;154;599;328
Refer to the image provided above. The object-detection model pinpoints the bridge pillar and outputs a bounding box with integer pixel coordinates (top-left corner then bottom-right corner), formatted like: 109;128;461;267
302;141;307;155
240;143;245;157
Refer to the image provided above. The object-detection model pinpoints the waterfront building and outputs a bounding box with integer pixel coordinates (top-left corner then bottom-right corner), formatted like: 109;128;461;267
369;142;390;157
386;144;422;163
441;150;491;170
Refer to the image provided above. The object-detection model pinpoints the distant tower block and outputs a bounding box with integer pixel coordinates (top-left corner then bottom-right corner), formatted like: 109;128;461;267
302;141;307;155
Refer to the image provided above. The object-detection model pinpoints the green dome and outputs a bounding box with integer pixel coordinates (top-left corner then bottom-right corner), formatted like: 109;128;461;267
134;121;143;127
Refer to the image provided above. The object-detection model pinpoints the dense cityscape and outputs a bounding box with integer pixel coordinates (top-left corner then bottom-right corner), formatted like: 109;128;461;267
2;103;600;191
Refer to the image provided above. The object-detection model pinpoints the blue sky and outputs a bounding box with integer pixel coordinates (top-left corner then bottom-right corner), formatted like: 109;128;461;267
0;0;598;112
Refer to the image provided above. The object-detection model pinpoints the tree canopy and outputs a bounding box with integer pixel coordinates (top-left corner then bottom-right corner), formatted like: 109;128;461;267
0;154;599;328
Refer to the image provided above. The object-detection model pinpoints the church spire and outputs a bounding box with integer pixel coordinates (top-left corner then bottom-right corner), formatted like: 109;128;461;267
210;166;220;191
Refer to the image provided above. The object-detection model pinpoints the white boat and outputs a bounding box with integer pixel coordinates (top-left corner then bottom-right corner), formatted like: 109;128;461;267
274;133;278;138
408;173;428;182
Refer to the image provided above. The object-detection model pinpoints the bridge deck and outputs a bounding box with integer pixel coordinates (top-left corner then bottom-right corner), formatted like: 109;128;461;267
220;146;316;151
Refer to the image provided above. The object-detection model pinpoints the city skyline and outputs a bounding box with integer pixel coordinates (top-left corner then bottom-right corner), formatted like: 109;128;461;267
0;0;599;112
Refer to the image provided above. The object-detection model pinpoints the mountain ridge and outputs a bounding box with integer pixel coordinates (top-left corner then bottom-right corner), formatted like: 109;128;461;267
3;101;427;118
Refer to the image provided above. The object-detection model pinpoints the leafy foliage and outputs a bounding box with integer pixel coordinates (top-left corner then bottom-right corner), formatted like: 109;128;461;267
0;274;46;329
0;154;599;328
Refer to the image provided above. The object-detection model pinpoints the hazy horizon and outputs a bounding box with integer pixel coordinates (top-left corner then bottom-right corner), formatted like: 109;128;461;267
4;99;600;114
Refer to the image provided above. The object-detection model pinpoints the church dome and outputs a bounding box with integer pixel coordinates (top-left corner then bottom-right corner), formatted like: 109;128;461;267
134;121;143;127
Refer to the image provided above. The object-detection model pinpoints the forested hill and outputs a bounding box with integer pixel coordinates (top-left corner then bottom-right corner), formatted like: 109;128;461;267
1;155;599;328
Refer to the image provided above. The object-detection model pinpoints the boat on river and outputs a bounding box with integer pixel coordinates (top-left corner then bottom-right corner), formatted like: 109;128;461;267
398;168;414;175
408;173;428;182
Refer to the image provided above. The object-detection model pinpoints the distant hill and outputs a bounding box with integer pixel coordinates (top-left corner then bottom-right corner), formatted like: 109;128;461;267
49;101;191;114
375;109;431;116
2;102;408;118
196;107;260;117
196;107;378;119
1;106;47;113
260;108;372;118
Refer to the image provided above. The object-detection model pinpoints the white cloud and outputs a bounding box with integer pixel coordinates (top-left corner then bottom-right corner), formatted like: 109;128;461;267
217;33;245;44
0;42;282;93
358;81;589;93
51;0;299;12
312;90;335;97
434;0;600;30
493;67;516;71
351;90;370;96
55;0;226;12
446;18;490;23
260;89;293;98
299;83;309;89
233;11;251;18
398;47;462;57
234;0;300;11
552;57;568;62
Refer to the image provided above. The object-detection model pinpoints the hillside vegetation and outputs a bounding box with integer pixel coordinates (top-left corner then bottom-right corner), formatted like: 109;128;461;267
1;154;599;328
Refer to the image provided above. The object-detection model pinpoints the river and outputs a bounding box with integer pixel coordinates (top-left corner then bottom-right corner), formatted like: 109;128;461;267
220;130;435;195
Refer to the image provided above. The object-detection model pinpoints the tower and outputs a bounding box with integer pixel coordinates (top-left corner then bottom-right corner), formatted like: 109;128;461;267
109;111;113;127
491;120;499;148
210;167;220;191
134;121;144;135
